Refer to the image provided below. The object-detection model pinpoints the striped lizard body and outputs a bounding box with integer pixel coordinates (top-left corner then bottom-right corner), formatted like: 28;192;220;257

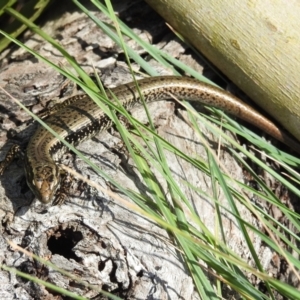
1;76;299;204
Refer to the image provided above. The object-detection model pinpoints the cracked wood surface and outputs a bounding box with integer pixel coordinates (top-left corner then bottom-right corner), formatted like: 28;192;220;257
0;1;296;299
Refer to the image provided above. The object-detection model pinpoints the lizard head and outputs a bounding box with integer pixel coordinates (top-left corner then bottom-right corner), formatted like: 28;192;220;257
25;162;61;204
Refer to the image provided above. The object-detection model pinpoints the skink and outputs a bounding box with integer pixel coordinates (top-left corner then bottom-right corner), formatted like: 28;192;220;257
1;76;299;204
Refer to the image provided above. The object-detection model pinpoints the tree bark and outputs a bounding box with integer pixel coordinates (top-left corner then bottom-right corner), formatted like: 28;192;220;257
0;1;296;298
145;0;300;141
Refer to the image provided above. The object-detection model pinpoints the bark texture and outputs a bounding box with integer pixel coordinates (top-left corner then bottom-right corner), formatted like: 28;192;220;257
0;1;297;299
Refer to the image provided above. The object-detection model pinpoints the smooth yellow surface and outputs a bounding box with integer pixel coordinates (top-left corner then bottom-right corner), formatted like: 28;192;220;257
146;0;300;141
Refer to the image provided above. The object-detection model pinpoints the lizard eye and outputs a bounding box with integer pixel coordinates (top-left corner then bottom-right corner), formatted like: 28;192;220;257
34;178;43;184
48;175;54;183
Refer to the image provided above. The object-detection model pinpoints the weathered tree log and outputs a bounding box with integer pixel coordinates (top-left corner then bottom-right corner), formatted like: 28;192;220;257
145;0;300;142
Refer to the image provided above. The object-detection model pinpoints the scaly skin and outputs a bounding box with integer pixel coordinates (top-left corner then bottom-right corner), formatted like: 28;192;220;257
2;76;300;204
